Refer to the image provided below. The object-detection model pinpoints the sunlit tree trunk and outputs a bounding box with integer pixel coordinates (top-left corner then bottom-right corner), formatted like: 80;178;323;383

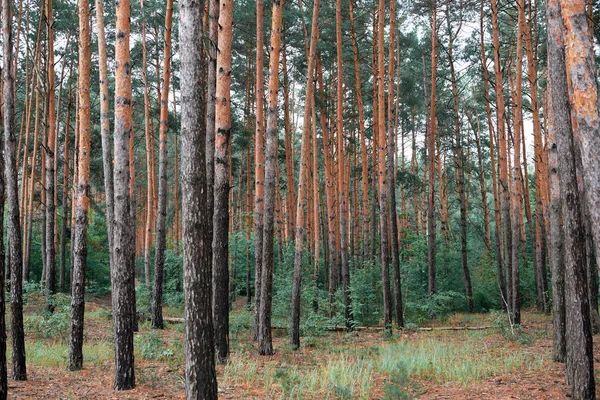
291;0;319;349
427;2;438;297
151;0;174;331
212;0;232;362
316;60;338;312
387;0;403;327
112;0;136;387
67;0;91;373
510;0;525;325
559;0;600;308
141;0;155;289
95;0;114;294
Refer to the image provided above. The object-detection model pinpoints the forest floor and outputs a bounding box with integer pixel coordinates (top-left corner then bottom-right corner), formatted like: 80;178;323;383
6;293;580;399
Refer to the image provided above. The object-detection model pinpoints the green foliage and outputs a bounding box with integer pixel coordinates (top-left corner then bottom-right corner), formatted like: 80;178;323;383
24;290;71;341
135;331;174;360
404;291;464;324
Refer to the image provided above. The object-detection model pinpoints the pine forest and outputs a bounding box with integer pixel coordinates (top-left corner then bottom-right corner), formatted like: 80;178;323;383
0;0;599;398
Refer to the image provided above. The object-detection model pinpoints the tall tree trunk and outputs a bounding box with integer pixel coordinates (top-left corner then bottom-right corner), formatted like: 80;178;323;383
253;0;266;341
141;0;155;289
550;4;596;396
151;0;174;331
68;0;92;372
335;0;352;329
559;0;600;307
212;0;232;362
427;1;438;297
282;47;295;238
348;0;370;261
95;0;114;294
387;0;403;327
112;0;136;388
258;0;283;355
59;80;73;293
0;2;9;394
206;0;218;337
525;0;548;314
3;0;26;380
44;0;56;294
179;0;218;395
510;0;525;325
290;0;319;349
377;0;392;329
545;82;566;363
491;0;512;312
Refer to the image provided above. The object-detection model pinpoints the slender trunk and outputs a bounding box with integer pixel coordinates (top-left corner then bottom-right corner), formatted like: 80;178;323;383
44;0;56;294
427;2;438;297
111;0;136;388
525;0;548;314
95;0;114;293
335;0;351;329
59;80;73;293
206;0;218;337
253;0;266;341
510;0;525;325
377;0;392;329
387;0;403;326
491;0;512;312
291;0;319;349
141;0;155;289
212;0;232;361
68;0;92;371
258;0;283;355
151;0;174;331
283;48;295;238
316;60;338;312
3;0;26;380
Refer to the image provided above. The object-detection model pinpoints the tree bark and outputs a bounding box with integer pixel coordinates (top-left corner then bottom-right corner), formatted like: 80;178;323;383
68;0;92;372
258;0;283;355
44;0;56;294
510;0;525;325
427;2;438;298
212;0;232;362
179;0;218;395
112;0;136;388
387;0;403;327
3;0;27;380
491;0;512;312
140;0;155;290
95;0;114;292
559;0;600;307
253;0;266;341
152;0;174;331
290;0;319;349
